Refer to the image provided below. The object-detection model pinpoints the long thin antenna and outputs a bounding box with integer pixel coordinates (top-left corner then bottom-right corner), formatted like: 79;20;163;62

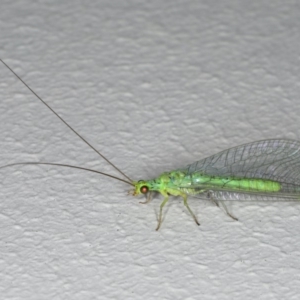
0;162;134;186
0;59;132;182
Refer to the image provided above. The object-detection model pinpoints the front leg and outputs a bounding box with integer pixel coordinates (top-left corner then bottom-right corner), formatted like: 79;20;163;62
156;192;170;231
164;188;200;227
156;189;200;230
139;192;153;204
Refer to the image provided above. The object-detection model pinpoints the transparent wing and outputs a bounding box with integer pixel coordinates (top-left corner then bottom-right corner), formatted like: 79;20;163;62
190;190;300;202
184;139;300;185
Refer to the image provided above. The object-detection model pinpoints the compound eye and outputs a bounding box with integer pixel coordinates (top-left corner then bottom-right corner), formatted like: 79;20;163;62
140;185;149;194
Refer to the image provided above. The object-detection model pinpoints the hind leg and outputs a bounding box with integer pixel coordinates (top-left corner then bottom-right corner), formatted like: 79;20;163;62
207;191;238;221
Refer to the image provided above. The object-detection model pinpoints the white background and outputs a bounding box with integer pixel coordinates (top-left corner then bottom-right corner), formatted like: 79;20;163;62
1;1;300;299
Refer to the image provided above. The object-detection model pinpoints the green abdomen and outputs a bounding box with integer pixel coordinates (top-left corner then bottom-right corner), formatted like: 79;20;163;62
192;174;281;192
211;177;281;192
170;171;282;193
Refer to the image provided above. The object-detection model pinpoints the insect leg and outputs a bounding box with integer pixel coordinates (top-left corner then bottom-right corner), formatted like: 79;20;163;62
182;195;200;226
207;193;219;207
207;191;238;221
219;201;238;221
156;195;169;231
139;192;152;204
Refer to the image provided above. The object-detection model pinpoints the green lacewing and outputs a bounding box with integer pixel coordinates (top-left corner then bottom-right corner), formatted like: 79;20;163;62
1;59;300;230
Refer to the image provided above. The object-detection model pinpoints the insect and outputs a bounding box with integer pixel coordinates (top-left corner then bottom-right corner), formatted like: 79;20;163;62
1;60;300;230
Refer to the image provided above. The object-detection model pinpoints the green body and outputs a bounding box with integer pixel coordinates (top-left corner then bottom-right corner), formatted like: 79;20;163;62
134;170;282;197
131;139;300;229
133;170;283;230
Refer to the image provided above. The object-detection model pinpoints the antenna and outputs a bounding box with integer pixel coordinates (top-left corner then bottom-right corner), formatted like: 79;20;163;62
0;162;133;186
0;59;132;182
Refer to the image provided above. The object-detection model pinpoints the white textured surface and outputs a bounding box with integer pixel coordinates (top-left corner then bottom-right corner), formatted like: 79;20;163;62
1;1;300;299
